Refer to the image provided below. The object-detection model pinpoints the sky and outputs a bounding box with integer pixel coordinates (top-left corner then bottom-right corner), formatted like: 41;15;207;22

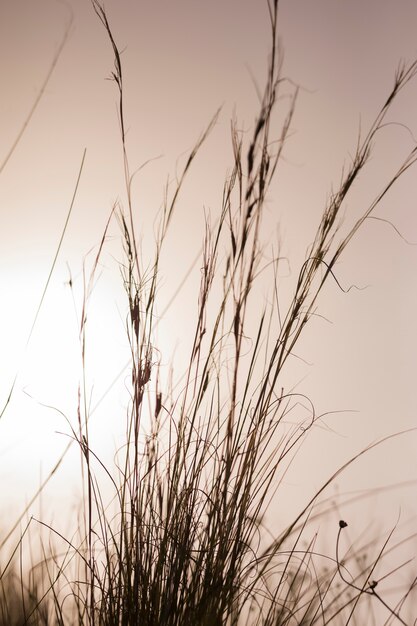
0;0;416;601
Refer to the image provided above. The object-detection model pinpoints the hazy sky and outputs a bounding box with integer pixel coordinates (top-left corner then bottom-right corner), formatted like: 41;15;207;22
0;0;416;569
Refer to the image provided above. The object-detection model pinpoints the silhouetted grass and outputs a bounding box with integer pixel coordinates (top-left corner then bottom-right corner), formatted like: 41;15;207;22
1;0;417;624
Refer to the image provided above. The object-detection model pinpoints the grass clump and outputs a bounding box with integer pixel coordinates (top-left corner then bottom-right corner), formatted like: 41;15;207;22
1;1;417;624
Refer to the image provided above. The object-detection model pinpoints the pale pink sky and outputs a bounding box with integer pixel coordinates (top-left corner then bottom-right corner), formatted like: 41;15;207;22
0;0;416;585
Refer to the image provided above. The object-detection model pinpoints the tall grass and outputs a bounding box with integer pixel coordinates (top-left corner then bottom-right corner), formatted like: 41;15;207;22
1;0;417;623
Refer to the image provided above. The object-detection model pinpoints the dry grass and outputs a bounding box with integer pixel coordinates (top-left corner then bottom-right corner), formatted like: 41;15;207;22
1;1;417;624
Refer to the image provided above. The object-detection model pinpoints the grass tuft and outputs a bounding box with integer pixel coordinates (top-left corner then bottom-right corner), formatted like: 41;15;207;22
1;1;416;624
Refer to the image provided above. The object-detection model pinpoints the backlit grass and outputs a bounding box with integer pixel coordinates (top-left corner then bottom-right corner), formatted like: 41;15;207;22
1;1;416;624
